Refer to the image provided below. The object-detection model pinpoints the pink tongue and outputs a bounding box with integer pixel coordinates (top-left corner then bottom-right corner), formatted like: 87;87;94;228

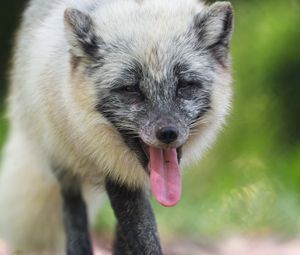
149;147;181;207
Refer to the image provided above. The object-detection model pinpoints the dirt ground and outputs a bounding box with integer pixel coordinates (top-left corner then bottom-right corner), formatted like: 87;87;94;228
162;237;300;255
1;236;300;255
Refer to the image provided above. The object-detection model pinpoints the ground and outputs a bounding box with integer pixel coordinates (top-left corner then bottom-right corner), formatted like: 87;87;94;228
1;236;300;255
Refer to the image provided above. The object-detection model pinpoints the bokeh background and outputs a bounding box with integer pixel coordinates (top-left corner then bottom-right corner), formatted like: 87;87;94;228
0;0;300;243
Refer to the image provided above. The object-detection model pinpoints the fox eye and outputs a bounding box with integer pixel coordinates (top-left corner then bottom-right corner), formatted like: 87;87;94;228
177;80;202;99
113;83;145;103
114;84;141;94
178;80;201;90
123;85;139;93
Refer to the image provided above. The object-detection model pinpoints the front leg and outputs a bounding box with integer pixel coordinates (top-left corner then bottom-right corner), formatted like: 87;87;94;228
56;172;93;255
112;224;131;255
106;179;163;255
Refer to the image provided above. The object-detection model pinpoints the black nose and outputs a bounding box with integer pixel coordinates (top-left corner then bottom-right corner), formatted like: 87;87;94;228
156;127;179;144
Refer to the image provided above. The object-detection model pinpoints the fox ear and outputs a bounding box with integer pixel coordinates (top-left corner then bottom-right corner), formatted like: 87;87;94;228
193;2;233;64
64;8;103;60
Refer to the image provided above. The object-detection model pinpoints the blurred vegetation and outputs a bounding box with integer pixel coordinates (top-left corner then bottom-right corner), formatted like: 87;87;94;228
0;1;26;100
1;0;300;240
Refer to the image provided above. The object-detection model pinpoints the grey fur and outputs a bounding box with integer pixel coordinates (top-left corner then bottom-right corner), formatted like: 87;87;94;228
93;25;220;149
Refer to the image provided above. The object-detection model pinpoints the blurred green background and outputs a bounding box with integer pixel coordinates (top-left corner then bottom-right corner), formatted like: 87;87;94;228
0;0;300;240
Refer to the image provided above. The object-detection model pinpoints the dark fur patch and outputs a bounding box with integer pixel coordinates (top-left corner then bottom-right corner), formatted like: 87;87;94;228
62;190;93;255
70;56;81;71
106;179;162;254
96;100;148;169
95;59;149;169
174;62;212;122
65;8;105;61
207;6;233;68
192;4;233;67
53;170;93;255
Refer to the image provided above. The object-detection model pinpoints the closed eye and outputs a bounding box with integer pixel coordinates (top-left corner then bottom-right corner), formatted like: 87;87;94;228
176;79;203;100
122;85;139;93
112;83;145;102
113;83;140;94
178;80;202;90
177;79;203;96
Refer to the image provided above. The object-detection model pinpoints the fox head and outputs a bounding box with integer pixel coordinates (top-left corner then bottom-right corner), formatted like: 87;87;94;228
63;0;233;206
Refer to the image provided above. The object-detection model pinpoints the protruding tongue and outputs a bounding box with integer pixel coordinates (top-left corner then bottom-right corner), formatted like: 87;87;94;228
149;147;181;207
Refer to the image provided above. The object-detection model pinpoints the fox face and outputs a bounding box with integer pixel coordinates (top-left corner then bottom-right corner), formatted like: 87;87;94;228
64;1;233;206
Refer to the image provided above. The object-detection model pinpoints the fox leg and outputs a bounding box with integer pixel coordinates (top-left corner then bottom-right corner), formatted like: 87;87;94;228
112;224;131;255
56;172;93;255
106;179;163;255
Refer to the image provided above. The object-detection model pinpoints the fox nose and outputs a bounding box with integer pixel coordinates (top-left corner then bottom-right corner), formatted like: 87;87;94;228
156;127;179;144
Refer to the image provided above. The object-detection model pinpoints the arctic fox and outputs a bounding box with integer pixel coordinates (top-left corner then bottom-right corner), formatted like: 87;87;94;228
0;0;233;254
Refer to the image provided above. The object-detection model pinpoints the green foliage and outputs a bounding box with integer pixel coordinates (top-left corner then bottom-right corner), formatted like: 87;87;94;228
0;115;8;147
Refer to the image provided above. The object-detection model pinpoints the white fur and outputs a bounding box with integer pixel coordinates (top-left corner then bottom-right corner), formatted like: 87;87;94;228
0;0;232;253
